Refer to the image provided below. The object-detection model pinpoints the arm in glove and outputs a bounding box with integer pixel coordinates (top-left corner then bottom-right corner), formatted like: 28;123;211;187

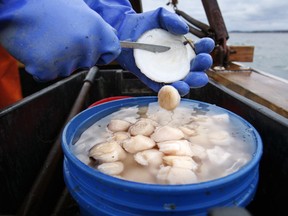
85;0;214;96
0;0;121;81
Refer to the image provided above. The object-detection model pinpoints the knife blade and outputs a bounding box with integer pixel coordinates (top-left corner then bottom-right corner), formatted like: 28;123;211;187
120;41;170;53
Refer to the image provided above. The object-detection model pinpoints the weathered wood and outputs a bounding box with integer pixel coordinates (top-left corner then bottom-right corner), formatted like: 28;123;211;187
208;63;288;118
211;45;254;63
228;46;254;62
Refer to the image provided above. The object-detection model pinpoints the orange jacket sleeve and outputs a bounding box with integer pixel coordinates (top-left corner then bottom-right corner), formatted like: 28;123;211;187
0;45;23;109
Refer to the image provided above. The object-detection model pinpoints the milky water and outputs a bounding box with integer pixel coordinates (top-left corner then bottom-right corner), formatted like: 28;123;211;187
228;32;288;80
72;101;256;185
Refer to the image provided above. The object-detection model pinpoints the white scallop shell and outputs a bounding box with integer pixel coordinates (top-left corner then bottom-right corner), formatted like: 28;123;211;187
134;28;195;83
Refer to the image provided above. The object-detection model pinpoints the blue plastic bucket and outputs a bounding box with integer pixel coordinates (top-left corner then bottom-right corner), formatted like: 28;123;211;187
61;96;262;216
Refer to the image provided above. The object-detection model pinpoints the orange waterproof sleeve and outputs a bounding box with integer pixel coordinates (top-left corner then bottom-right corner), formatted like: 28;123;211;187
0;45;23;109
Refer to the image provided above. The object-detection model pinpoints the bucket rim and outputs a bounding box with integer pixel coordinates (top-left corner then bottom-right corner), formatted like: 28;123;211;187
62;96;263;192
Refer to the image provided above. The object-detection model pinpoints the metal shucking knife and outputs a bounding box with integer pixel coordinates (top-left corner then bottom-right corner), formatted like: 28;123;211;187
120;41;171;53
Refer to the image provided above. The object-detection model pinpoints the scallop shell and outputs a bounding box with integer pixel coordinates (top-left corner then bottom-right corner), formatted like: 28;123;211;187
134;28;195;83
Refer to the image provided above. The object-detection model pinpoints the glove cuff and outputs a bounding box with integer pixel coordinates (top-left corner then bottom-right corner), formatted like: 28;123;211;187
84;0;136;30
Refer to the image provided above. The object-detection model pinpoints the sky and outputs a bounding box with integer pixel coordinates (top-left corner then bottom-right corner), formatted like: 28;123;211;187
142;0;288;31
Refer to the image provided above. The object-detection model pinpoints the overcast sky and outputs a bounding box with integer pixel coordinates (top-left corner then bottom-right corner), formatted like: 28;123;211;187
142;0;288;31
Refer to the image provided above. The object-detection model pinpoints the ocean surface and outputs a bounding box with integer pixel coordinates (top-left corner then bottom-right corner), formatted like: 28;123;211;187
227;33;288;80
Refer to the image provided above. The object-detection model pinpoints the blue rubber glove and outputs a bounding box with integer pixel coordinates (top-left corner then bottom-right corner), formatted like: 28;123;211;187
85;0;214;96
0;0;121;81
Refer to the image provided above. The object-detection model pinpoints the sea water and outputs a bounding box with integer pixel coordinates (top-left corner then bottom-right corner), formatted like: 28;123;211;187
228;32;288;80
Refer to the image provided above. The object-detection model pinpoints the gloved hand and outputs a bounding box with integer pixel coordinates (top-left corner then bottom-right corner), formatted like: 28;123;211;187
0;0;121;81
85;1;214;96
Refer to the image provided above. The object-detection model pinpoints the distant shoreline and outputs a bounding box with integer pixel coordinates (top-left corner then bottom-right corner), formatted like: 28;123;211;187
229;30;288;33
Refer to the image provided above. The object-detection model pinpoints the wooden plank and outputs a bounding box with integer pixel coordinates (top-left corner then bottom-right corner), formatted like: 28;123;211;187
228;46;254;62
208;64;288;118
211;46;254;63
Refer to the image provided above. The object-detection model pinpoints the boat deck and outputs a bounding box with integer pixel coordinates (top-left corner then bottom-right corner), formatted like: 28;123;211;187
208;63;288;118
1;69;287;216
